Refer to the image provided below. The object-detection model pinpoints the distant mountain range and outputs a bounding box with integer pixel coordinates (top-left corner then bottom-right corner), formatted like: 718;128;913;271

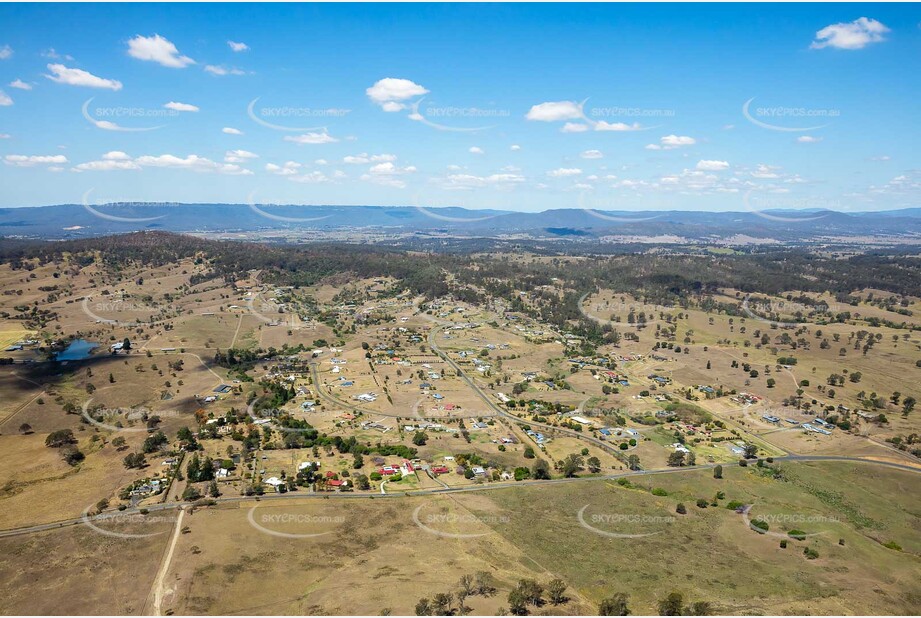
1;203;919;244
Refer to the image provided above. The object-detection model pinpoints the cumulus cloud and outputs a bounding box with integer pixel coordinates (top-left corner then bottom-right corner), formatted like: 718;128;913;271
134;153;252;174
510;144;521;151
811;17;890;50
580;149;603;159
547;167;582;177
343;153;396;164
72;151;140;171
696;160;730;171
204;65;245;76
224;149;258;163
164;101;199;112
228;41;249;52
750;163;780;178
796;135;823;143
366;78;429;108
5;154;68;167
127;34;195;68
442;173;525;190
222;127;243;135
265;161;302;176
646;135;696;150
283;132;339;145
0;90;11;106
0;45;12;60
561;122;589;133
525;100;583;122
45;64;122;90
9;79;31;90
469;146;485;155
594;121;644;132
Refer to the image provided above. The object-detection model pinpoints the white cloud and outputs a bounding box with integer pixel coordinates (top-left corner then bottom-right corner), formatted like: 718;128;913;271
469;146;485;155
696;160;730;171
266;161;302;176
796;135;823;143
343;153;397;164
228;41;249;52
750;163;780;178
0;90;11;106
73;151;141;172
134;153;252;175
381;101;405;113
0;45;12;60
45;64;122;90
164;101;199;112
127;34;194;68
561;122;589;133
366;78;429;105
811;17;890;50
594;121;644;132
9;79;31;91
368;161;416;175
510;144;521;151
4;154;68;167
0;133;10;139
225;149;258;163
222;127;243;135
315;159;328;165
443;173;525;190
290;170;333;184
580;149;603;159
204;65;245;76
283;132;338;145
548;167;582;177
870;155;891;161
662;135;696;148
526;100;582;122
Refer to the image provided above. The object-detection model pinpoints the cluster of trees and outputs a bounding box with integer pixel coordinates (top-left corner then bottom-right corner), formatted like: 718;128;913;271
415;571;497;616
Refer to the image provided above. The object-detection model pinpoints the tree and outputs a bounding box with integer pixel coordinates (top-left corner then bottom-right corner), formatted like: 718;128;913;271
516;579;543;606
474;571;497;596
902;396;916;417
532;458;551;480
743;443;758;459
18;423;32;434
123;337;131;351
689;601;712;616
713;465;723;479
658;592;684;616
507;589;528;616
627;454;641;471
587;456;602;473
560;453;583;478
458;574;475;597
209;480;220;497
547;578;567;605
431;592;453;615
414;598;431;616
123;452;146;469
412;431;428;446
667;451;686;467
599;593;630;616
45;429;76;448
676;503;687;515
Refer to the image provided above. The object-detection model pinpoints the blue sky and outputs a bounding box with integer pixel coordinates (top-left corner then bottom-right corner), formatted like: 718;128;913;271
0;3;919;212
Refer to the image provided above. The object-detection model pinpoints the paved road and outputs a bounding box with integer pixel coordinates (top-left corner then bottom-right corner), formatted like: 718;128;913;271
1;453;917;540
